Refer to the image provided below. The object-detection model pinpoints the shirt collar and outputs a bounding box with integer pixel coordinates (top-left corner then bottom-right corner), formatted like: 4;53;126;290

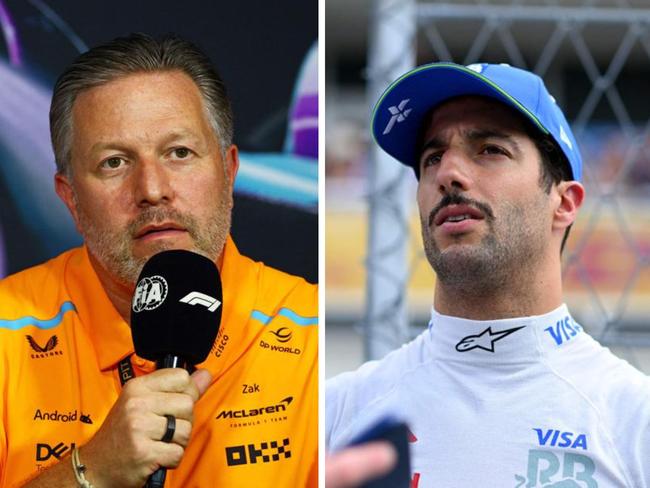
65;246;132;371
426;304;584;364
199;235;259;377
65;236;251;372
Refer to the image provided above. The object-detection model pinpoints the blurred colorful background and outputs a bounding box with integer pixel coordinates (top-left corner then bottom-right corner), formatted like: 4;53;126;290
326;0;650;375
0;0;317;283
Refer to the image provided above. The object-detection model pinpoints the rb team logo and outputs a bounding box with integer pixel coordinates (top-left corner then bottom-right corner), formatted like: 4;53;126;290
514;428;597;487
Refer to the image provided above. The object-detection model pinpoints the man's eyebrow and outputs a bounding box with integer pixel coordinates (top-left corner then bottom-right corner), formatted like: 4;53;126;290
466;129;522;153
419;136;446;157
161;129;201;143
419;128;523;160
88;130;203;154
88;141;131;154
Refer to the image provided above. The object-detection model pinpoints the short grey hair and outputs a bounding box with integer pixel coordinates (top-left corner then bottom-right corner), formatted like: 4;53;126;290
50;33;234;176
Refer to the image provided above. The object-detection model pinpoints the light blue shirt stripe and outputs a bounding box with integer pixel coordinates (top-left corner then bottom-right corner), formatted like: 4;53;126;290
0;301;77;330
251;307;318;327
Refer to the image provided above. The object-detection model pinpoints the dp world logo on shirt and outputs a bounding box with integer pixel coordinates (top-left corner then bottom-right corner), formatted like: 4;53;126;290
132;275;168;312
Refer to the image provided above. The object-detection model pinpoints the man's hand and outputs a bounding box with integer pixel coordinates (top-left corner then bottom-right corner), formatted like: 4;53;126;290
326;442;397;488
23;368;212;488
78;368;212;487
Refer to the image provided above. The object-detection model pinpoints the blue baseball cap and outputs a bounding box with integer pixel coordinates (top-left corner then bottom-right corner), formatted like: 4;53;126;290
371;62;582;181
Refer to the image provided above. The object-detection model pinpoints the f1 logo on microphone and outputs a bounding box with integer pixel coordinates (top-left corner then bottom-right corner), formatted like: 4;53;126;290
36;442;75;461
180;292;221;312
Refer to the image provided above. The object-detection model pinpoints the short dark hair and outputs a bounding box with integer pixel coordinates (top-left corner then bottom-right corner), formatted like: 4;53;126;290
526;127;575;252
50;33;233;176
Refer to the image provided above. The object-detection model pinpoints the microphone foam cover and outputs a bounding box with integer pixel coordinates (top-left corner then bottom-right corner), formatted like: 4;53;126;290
130;250;222;364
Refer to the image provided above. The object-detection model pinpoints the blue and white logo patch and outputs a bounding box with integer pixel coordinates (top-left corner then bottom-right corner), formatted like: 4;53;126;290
383;99;412;135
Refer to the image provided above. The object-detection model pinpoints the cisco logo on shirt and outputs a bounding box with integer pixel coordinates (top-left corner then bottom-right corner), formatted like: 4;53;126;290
211;327;230;358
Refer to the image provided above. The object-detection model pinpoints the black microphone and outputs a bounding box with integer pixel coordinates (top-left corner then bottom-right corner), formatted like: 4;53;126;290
130;249;222;488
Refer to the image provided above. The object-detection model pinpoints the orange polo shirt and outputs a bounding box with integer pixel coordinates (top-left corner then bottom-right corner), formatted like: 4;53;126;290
0;237;318;487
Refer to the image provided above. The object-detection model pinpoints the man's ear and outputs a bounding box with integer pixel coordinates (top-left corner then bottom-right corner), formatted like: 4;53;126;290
54;172;82;233
553;180;585;232
224;144;240;196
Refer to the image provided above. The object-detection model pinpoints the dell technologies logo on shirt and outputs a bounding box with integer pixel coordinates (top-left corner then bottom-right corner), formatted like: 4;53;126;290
36;442;76;462
455;326;525;353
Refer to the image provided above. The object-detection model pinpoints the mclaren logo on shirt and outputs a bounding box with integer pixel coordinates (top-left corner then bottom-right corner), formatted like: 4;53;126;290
26;335;63;359
226;438;291;466
455;326;524;353
216;397;293;428
216;397;293;419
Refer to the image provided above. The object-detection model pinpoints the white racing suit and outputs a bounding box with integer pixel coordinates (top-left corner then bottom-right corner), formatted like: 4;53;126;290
326;304;650;487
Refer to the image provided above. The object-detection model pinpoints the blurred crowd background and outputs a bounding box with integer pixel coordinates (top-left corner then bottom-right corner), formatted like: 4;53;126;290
326;0;650;376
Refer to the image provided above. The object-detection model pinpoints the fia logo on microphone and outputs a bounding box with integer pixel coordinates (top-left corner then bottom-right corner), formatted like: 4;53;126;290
132;275;168;312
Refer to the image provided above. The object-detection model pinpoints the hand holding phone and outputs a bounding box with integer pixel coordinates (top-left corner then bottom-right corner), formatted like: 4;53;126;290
339;418;411;488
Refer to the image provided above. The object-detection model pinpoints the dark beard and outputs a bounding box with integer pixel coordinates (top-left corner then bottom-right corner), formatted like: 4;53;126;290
421;193;545;296
423;230;511;295
76;188;232;286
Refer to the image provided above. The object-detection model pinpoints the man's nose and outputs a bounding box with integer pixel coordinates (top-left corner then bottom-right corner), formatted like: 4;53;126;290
434;147;472;194
133;158;174;207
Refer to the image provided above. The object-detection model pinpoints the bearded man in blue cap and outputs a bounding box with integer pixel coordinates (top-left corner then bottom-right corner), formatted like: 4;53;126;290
326;62;650;487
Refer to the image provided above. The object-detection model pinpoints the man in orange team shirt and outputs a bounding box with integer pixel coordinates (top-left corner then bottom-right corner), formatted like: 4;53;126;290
0;33;317;487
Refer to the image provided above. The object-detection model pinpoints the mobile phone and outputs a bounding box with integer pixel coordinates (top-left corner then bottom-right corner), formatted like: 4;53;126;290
347;417;411;488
